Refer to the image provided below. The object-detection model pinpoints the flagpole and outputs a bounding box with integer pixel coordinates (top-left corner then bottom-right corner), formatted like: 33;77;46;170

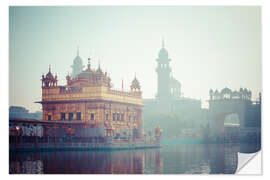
122;78;124;91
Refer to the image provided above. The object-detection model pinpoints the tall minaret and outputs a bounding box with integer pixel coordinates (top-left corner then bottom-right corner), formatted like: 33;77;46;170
156;39;171;100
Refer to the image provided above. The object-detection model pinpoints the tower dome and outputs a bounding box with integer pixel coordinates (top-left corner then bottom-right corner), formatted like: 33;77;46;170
71;47;84;78
46;66;54;79
159;48;168;59
158;39;169;59
130;75;141;91
132;77;140;87
42;65;58;87
76;57;92;79
73;55;83;64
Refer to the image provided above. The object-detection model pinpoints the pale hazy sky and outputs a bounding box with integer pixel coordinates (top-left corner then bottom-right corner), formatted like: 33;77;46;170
9;6;261;112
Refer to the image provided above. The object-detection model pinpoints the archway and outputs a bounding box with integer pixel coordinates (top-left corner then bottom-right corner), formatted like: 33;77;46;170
224;113;240;126
210;112;241;140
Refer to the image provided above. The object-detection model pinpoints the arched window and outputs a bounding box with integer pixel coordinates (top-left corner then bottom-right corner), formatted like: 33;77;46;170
106;113;109;121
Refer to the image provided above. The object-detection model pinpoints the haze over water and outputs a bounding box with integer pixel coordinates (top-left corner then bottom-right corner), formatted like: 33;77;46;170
10;142;261;174
9;6;261;112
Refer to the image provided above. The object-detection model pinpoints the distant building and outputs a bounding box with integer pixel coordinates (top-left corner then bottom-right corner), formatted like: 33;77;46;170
71;48;84;79
30;111;42;120
9;106;29;119
170;77;181;99
155;40;183;100
155;40;172;100
144;40;201;113
9;106;42;120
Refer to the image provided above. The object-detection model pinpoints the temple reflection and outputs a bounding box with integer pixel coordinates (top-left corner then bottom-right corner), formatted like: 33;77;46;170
10;149;164;174
208;144;239;174
10;143;260;174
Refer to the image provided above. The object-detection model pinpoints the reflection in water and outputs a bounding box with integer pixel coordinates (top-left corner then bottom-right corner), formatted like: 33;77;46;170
208;144;239;174
9;143;260;174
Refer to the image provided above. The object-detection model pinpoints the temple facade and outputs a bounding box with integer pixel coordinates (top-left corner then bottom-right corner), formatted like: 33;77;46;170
38;57;143;138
